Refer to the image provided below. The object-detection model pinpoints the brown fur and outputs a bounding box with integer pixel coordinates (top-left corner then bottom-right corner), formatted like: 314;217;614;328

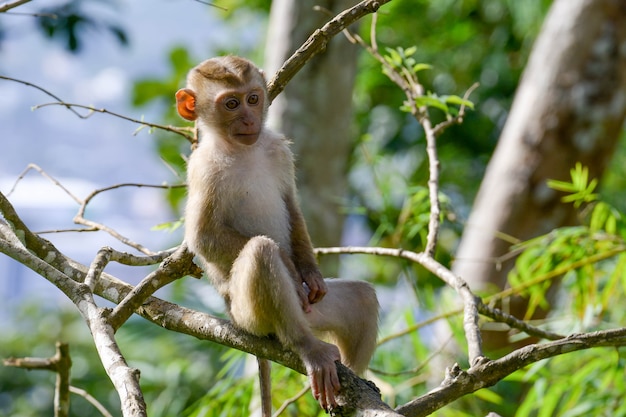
179;56;379;411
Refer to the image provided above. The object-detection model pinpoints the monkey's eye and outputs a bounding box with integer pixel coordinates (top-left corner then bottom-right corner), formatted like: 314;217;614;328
224;98;240;110
248;94;259;105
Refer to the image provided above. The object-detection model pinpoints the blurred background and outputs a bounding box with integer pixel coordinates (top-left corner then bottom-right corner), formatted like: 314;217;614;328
2;1;626;416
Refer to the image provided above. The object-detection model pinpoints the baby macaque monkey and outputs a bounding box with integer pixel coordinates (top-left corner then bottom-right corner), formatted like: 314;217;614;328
177;56;378;411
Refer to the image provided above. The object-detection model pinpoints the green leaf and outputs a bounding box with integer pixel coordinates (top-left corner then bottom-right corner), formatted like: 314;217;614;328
414;95;449;113
442;94;475;109
548;163;598;208
404;46;417;57
151;218;184;233
384;47;403;67
546;179;577;193
413;63;433;73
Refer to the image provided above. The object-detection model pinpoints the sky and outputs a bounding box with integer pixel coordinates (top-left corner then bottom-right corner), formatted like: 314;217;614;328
0;0;266;314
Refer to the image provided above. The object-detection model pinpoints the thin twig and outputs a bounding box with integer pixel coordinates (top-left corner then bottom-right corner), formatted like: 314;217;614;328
345;15;484;363
432;82;480;137
74;182;185;255
0;77;194;142
370;337;453;377
486;244;626;304
345;16;444;255
273;384;310;417
1;76;84;118
422;115;440;256
8;164;184;254
191;0;227;11
69;386;115;417
377;309;459;346
0;0;32;14
33;102;194;142
7;163;82;203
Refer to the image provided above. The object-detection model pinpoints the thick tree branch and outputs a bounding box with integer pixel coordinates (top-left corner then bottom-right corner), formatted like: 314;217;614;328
91;261;397;416
396;329;626;416
1;192;147;417
4;187;626;415
90;251;626;417
108;242;201;330
1;188;394;414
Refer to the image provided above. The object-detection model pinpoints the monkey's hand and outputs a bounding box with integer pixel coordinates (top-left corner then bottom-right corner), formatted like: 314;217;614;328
299;266;327;305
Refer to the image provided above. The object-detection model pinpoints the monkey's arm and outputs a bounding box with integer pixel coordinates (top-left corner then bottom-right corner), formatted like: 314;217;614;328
284;192;327;305
186;194;251;270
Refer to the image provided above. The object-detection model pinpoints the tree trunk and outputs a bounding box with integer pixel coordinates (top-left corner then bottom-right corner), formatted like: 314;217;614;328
453;0;626;349
264;0;360;275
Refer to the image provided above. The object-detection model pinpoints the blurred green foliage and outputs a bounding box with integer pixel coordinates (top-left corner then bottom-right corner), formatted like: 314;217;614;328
498;165;626;416
36;0;128;52
510;164;626;323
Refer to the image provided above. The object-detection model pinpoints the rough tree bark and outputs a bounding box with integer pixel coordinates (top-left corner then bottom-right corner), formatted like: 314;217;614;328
453;0;626;349
264;0;360;275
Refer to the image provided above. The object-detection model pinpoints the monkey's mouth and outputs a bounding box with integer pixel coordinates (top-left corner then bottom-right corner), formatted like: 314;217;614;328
234;133;260;145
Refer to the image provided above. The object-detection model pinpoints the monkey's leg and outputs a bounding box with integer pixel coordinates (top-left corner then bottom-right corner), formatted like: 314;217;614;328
307;279;379;375
228;236;341;409
228;236;341;354
228;236;309;339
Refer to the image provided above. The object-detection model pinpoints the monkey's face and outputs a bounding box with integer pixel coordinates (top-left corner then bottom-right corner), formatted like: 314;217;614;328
176;57;269;147
215;87;265;146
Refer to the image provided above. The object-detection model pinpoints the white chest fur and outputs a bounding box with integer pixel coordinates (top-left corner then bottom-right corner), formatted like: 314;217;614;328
217;136;292;251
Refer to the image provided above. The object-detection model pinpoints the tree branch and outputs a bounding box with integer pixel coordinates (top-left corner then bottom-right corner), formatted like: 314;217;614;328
4;342;71;417
33;102;194;142
0;192;147;417
0;0;31;13
1;187;394;415
316;245;484;365
4;186;626;415
69;386;115;417
0;77;194;142
396;329;626;417
8;163;185;254
266;0;391;102
108;242;201;330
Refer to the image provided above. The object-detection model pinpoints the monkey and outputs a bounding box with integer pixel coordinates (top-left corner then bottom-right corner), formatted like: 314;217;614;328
176;56;379;411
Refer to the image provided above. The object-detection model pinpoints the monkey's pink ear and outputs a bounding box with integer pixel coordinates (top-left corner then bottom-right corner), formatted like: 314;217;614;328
175;89;198;121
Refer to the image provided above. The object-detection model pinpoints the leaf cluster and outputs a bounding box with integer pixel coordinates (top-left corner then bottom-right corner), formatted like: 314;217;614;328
384;46;474;117
509;163;626;323
36;0;128;52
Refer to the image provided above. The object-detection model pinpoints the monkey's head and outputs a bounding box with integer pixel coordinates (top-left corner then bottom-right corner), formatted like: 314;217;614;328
176;56;268;146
